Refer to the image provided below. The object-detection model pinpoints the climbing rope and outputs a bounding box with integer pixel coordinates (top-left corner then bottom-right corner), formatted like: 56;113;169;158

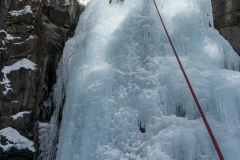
152;0;224;159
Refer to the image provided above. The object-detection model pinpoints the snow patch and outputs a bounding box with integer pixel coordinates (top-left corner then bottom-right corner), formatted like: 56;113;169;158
9;5;33;16
0;127;35;152
77;0;90;6
62;0;70;6
0;29;21;40
11;111;31;120
1;58;36;74
46;0;50;6
0;58;37;95
14;35;35;45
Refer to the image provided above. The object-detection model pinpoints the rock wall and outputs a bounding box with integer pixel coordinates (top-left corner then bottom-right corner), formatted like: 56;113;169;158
212;0;240;55
0;0;84;159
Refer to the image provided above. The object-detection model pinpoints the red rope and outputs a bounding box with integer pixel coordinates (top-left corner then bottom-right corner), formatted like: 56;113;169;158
152;0;224;159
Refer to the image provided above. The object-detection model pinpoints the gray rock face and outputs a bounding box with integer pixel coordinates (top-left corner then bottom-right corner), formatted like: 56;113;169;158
212;0;240;55
0;147;34;160
0;0;85;159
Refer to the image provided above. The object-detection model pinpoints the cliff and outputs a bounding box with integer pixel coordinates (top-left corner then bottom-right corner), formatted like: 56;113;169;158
0;0;84;159
0;0;239;159
212;0;240;55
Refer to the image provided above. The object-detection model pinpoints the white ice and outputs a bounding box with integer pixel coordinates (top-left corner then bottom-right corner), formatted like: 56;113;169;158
0;127;35;152
51;0;240;160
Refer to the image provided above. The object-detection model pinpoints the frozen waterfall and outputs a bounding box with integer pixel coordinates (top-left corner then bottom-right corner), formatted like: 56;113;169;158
50;0;240;159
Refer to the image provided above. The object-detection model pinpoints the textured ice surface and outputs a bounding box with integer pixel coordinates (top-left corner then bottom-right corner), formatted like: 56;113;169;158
53;0;240;159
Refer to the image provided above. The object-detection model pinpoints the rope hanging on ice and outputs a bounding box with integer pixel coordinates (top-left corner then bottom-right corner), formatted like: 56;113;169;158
152;0;224;159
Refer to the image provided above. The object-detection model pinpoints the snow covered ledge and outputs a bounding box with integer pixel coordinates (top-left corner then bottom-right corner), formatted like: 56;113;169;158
0;127;35;152
0;58;37;95
77;0;90;6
